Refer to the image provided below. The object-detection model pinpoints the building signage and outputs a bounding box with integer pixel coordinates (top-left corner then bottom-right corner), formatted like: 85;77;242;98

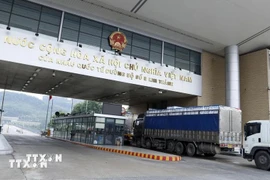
109;31;127;51
0;28;202;96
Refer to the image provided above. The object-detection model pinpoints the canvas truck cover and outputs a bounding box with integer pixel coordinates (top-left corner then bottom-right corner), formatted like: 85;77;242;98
144;105;242;146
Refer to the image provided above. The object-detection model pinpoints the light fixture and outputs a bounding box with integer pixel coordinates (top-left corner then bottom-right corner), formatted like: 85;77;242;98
64;79;69;82
60;82;63;85
52;87;55;90
35;68;41;72
115;94;119;96
55;85;59;88
27;81;30;83
49;90;51;92
25;84;28;86
33;73;37;77
122;92;126;95
29;77;34;80
158;90;163;94
45;92;48;94
22;89;25;91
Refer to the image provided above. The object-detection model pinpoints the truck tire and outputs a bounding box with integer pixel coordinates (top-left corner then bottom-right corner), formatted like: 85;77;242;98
145;139;152;149
167;141;175;153
175;142;184;155
254;151;270;170
186;143;197;157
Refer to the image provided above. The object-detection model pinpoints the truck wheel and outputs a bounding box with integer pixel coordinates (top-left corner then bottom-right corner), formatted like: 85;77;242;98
167;141;175;153
254;151;270;170
175;142;184;155
186;143;197;157
145;139;152;149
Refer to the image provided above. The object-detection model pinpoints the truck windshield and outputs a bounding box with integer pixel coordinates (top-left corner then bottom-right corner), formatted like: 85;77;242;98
244;123;261;137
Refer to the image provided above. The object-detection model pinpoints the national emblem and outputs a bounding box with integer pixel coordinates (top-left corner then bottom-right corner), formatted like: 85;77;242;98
109;31;127;52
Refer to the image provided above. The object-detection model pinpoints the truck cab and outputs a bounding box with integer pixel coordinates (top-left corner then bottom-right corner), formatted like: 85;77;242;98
242;120;270;170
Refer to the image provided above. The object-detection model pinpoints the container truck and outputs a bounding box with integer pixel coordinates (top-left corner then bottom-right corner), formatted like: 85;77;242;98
132;105;242;157
242;120;270;170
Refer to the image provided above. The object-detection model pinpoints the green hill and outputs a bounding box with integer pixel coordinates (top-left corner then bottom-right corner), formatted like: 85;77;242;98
0;91;82;130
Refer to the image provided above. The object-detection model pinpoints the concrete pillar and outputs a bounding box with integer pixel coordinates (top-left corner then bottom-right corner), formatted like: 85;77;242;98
225;45;240;108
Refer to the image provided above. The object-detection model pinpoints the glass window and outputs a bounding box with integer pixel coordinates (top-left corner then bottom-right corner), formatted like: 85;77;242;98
176;46;189;61
116;119;124;124
80;18;102;36
96;117;105;123
164;55;175;66
62;28;78;42
10;14;38;32
120;29;132;37
101;38;111;51
0;0;12;13
176;58;189;70
40;7;61;25
190;51;201;64
0;11;9;25
39;22;59;37
132;46;149;60
150;52;161;63
245;123;261;137
95;123;105;129
102;24;117;38
79;32;101;47
190;62;201;75
63;13;80;31
12;0;41;20
0;0;11;25
150;39;162;53
122;45;132;55
132;33;150;49
164;43;175;56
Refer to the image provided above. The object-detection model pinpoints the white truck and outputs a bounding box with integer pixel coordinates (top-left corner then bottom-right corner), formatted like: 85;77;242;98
242;120;270;170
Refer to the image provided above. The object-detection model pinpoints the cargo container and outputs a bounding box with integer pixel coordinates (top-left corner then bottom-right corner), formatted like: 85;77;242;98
133;105;242;157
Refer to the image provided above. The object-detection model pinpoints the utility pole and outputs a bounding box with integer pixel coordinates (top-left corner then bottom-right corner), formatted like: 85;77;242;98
85;100;88;114
44;95;52;131
71;98;74;114
0;89;6;134
50;99;54;124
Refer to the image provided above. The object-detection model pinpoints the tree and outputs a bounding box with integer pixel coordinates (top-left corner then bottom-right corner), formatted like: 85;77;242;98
71;100;102;115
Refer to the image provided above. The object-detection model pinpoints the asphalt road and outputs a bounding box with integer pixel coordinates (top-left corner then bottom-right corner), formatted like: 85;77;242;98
0;134;269;180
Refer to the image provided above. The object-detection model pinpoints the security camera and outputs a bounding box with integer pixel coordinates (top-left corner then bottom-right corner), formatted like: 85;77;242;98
52;71;56;77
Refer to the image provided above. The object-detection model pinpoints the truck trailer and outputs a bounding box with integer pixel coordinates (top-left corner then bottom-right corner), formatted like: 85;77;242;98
133;105;242;157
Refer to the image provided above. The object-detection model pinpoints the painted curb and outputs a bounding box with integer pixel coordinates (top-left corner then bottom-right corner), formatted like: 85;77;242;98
49;137;181;161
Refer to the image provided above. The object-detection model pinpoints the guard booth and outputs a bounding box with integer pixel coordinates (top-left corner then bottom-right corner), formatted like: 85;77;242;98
52;113;126;145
